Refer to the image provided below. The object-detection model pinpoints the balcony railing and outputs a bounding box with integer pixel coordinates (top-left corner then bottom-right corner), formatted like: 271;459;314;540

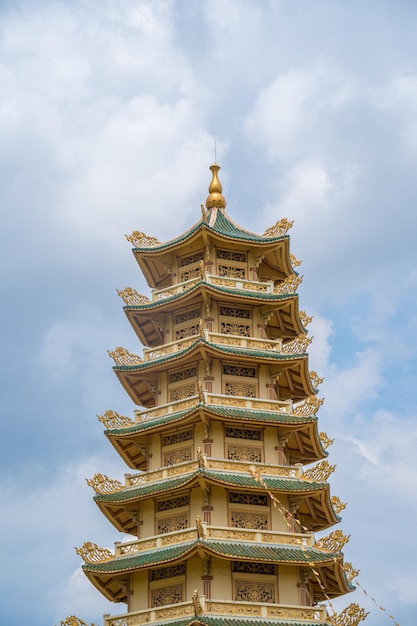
103;599;327;626
124;456;303;488
151;273;275;302
142;330;282;361
113;525;315;557
134;393;293;422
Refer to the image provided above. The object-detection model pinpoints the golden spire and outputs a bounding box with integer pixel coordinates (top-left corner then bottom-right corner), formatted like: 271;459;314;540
205;164;226;209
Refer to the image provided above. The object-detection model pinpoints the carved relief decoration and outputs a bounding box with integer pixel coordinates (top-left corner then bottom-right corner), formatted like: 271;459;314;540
218;265;246;279
175;324;200;340
157;514;189;534
116;287;150;305
220;322;251;336
175;309;200;324
164;448;193;466
180;252;204;266
169;367;197;383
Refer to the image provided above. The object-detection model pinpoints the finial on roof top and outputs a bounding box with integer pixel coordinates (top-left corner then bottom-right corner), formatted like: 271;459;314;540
205;164;226;209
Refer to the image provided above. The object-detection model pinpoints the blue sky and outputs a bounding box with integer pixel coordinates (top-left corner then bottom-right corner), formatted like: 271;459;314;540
1;1;417;624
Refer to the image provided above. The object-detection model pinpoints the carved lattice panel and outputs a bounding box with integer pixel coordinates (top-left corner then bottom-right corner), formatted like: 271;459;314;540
220;322;251;336
219;306;250;318
234;580;275;603
163;447;193;466
225;427;262;441
157;495;189;512
227;444;262;462
169;367;197;383
217;250;247;262
233;563;275;575
179;267;201;282
231;511;269;530
229;493;268;506
163;430;193;446
225;382;257;397
169;384;196;401
180;252;204;266
157;513;189;534
150;564;186;581
151;583;184;607
219;266;246;279
175;324;200;340
223;365;256;377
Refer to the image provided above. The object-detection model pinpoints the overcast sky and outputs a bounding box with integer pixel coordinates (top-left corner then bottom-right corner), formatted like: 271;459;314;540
1;1;417;625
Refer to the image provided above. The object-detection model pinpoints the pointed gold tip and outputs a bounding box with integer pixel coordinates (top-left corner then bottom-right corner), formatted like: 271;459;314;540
205;164;226;209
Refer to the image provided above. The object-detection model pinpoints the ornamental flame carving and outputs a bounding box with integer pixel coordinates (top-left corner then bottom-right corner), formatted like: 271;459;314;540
310;371;324;387
125;230;160;247
57;617;97;626
117;287;150;306
263;217;294;237
317;529;350;553
282;334;313;355
331;495;347;514
97;410;134;429
343;562;360;582
108;347;143;366
290;253;302;267
330;603;368;626
319;431;335;449
274;274;303;295
86;473;124;494
300;310;313;326
75;541;113;564
304;460;336;482
293;395;324;416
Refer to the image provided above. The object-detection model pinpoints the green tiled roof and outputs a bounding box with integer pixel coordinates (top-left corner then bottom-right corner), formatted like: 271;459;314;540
148;618;330;626
132;210;287;254
105;405;316;436
114;337;306;373
83;538;341;574
93;469;326;504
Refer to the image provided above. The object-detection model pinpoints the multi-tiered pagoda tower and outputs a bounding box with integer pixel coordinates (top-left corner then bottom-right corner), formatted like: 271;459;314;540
76;165;365;626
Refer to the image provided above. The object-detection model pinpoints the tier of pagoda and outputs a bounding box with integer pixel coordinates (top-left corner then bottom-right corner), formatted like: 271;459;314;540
75;165;366;626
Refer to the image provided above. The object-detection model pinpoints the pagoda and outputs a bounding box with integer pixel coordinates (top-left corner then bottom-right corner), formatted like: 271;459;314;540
75;165;366;626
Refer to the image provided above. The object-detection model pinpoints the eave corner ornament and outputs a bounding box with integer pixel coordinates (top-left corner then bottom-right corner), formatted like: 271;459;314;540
300;310;313;326
310;370;324;387
75;541;113;564
57;617;97;626
319;431;334;449
97;409;134;429
316;529;350;553
283;333;313;355
86;473;124;494
330;603;368;626
274;274;303;295
108;346;143;366
293;395;324;417
117;287;150;305
125;230;160;247
263;217;294;237
343;561;360;583
290;253;302;267
304;460;336;482
331;495;347;514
